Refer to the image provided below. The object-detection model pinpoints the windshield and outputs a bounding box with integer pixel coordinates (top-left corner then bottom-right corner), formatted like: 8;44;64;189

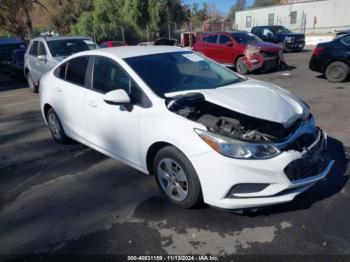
47;39;95;57
231;33;262;45
274;27;292;34
125;51;244;97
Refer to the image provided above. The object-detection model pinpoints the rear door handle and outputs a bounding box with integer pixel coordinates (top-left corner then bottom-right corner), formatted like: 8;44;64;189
55;87;62;92
87;101;97;108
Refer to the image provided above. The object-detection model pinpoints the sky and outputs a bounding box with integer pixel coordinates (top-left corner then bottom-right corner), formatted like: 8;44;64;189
183;0;255;15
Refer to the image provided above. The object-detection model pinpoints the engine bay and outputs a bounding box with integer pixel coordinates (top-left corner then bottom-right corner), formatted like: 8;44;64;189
166;92;304;144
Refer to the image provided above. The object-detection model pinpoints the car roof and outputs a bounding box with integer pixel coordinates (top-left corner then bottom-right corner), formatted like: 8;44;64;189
253;25;284;28
91;46;187;59
0;37;25;45
30;36;91;42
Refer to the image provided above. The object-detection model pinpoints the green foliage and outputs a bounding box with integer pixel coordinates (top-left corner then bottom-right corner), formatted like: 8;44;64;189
252;0;280;8
228;0;246;21
51;0;93;34
71;0;190;43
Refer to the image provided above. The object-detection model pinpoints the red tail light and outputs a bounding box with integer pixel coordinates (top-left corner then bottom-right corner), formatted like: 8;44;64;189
312;47;325;56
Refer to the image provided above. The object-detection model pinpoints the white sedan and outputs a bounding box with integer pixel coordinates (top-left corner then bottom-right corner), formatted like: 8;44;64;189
39;46;334;209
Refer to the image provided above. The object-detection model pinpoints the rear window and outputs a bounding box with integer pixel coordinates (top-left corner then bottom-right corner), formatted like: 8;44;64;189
65;56;89;86
0;43;26;54
47;39;92;57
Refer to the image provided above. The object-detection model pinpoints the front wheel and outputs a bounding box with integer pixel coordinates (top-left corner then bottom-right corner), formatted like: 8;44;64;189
277;41;286;51
153;146;202;208
27;72;38;93
325;61;349;83
235;56;249;75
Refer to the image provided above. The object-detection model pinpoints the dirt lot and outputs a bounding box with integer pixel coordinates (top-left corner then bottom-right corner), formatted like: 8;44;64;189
0;50;349;260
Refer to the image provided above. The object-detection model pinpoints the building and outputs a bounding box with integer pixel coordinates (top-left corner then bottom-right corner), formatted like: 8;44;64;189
235;0;350;34
203;17;232;32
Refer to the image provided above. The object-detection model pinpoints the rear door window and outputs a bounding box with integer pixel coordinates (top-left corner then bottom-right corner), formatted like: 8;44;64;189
66;56;89;86
207;35;218;44
30;41;39;57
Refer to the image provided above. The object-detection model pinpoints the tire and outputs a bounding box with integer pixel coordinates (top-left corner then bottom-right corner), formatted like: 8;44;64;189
46;108;70;144
27;72;38;93
325;61;349;83
277;41;286;51
235;56;249;75
153;146;202;208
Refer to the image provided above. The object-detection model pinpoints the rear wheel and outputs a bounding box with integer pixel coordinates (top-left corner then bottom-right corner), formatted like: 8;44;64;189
27;72;38;93
325;61;349;83
235;56;249;75
153;146;202;208
47;108;70;144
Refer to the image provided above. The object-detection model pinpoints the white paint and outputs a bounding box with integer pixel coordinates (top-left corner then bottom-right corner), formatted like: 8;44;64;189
235;0;350;34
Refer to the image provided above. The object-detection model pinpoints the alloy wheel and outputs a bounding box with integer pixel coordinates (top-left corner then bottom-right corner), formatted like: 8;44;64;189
48;112;62;140
157;158;189;201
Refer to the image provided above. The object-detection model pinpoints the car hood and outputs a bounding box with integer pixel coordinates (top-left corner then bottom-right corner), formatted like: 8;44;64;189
165;79;309;128
53;56;66;62
282;33;305;38
250;41;281;51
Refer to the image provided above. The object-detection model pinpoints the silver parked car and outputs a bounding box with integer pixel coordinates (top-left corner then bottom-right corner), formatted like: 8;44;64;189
24;36;97;93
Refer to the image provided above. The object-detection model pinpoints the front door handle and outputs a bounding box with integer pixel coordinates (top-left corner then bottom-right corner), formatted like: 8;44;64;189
55;87;62;92
87;100;97;108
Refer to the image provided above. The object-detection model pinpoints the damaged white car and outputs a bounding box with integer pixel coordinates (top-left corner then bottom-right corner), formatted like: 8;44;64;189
40;46;334;210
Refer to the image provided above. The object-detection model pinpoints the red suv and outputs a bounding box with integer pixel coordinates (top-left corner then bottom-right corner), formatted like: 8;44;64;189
193;31;284;74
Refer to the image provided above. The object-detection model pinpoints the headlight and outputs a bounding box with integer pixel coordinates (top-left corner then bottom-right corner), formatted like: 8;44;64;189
195;129;281;159
285;36;294;43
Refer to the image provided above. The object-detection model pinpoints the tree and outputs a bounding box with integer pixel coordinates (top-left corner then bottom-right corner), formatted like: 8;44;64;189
0;0;49;39
51;0;93;34
72;0;190;43
252;0;280;8
228;0;246;22
190;3;209;30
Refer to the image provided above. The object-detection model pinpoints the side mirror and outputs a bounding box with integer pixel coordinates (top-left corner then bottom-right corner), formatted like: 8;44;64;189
37;55;47;63
103;89;130;105
226;41;234;47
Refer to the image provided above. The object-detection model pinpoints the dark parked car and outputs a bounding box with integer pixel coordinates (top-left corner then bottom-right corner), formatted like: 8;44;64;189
0;37;26;74
154;38;178;46
8;48;26;80
309;34;350;83
192;31;284;75
251;26;305;52
335;29;350;39
99;41;126;48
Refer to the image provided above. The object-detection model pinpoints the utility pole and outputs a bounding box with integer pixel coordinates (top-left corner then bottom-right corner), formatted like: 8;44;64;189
168;23;171;38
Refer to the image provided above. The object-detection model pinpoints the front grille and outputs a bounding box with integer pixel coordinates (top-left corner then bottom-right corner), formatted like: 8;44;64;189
284;132;329;181
283;132;317;152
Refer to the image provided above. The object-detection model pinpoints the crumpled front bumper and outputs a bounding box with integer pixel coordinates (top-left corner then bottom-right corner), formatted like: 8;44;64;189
189;128;334;210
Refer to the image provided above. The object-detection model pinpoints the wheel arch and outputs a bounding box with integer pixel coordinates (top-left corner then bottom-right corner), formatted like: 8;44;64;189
146;141;175;175
43;103;52;121
234;54;245;66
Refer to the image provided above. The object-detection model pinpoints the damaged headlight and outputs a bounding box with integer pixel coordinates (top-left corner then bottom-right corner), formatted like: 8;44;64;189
195;129;281;159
